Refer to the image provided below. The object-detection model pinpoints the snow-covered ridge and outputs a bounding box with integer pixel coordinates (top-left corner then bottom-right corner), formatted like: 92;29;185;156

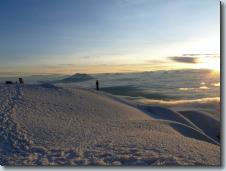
0;84;220;166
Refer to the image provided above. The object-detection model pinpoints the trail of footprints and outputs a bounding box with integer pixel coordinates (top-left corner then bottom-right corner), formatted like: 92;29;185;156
0;85;31;165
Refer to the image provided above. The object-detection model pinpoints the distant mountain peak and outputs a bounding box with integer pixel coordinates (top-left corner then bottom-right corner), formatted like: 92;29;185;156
53;73;94;83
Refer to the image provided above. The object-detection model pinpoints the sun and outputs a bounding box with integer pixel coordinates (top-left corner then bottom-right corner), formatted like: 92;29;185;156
196;57;220;72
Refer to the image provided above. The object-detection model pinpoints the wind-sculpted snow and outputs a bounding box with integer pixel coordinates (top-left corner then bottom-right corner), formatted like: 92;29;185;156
178;110;220;143
0;84;220;166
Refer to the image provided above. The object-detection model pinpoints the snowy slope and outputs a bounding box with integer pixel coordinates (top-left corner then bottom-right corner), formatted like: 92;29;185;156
0;84;220;166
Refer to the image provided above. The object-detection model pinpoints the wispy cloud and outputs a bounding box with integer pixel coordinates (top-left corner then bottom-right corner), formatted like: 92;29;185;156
58;64;75;66
182;54;218;56
182;54;219;59
168;53;219;64
169;56;198;63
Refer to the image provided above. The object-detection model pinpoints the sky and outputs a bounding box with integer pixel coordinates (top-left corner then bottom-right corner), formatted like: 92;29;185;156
0;0;220;76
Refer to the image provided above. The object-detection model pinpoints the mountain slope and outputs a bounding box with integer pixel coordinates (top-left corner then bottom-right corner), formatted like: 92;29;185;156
0;84;220;166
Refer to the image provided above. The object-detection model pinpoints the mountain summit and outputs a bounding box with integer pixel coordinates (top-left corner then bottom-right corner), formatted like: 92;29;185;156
53;73;94;83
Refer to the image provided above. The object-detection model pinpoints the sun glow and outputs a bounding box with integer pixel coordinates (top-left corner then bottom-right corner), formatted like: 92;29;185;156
196;57;220;72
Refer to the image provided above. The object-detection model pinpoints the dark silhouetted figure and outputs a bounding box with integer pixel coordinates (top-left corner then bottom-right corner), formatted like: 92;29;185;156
5;81;13;84
96;80;99;91
19;78;24;84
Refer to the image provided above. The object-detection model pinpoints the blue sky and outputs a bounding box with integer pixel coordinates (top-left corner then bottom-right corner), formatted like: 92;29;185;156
0;0;220;75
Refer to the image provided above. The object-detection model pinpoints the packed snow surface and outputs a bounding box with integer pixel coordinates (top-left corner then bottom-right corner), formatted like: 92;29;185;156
0;84;220;166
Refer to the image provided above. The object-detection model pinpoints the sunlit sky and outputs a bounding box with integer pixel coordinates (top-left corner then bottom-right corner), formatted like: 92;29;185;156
0;0;220;76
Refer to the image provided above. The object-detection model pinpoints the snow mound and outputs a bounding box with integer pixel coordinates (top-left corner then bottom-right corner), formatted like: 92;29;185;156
178;110;220;143
138;105;202;131
0;84;220;166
